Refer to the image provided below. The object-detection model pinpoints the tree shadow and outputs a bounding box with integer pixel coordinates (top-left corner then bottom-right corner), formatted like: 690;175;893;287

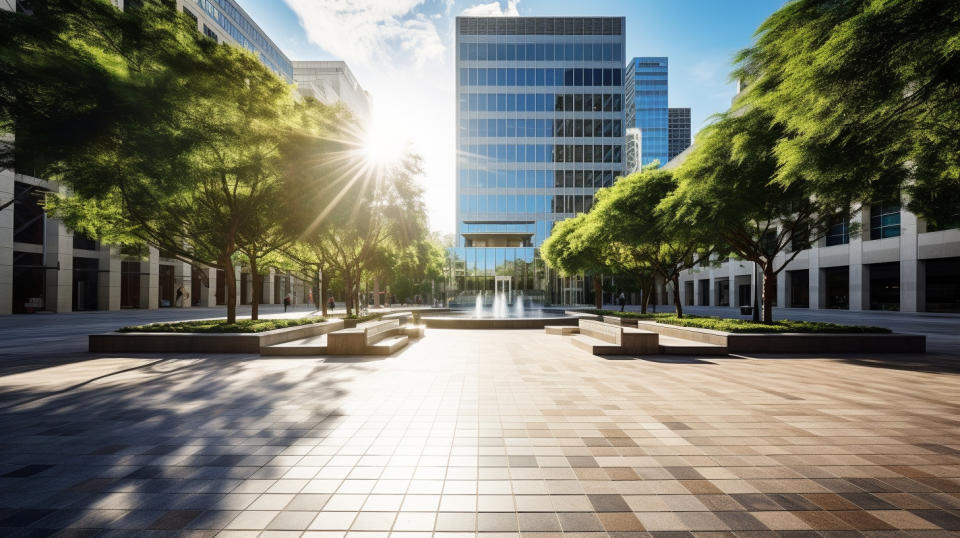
0;353;367;533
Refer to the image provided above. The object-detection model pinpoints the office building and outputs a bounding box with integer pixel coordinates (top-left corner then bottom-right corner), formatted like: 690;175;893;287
667;107;691;160
453;16;627;304
625;57;668;167
0;0;365;314
293;61;372;121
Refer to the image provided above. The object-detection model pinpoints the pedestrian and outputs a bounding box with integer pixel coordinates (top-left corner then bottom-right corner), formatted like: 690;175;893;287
292;291;297;308
308;289;313;308
328;295;335;311
618;291;626;312
283;292;291;312
175;284;185;308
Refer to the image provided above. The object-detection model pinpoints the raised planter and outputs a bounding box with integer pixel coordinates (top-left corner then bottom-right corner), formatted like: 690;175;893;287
602;315;638;327
89;319;344;354
422;316;578;329
634;320;925;354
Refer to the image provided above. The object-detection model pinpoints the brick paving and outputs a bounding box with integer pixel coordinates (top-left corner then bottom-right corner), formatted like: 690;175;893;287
0;328;958;536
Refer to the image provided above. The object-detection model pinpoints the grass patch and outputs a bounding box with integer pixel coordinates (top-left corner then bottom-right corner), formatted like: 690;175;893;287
343;313;383;323
119;317;327;333
589;309;673;319
654;316;891;334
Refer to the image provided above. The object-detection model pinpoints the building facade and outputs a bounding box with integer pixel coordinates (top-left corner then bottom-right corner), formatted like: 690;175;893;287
625;57;668;168
0;0;363;314
293;61;372;121
453;16;626;305
667;107;691;160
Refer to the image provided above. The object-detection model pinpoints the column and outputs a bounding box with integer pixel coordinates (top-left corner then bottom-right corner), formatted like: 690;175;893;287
43;216;73;312
0;168;13;315
264;268;275;305
808;244;821;309
899;210;920;312
234;265;242;307
776;268;787;308
728;260;737;307
708;267;717;307
139;246;159;309
98;246;121;310
196;267;216;307
849;209;867;311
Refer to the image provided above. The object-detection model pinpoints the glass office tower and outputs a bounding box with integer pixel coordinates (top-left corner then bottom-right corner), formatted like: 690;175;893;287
453;17;626;305
625;57;668;167
668;107;691;160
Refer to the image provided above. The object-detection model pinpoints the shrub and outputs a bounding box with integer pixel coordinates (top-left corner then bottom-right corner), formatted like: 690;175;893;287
343;313;383;323
119;317;327;333
588;309;673;319
653;316;891;334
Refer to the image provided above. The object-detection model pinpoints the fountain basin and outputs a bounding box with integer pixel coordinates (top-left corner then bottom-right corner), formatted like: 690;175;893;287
421;310;579;329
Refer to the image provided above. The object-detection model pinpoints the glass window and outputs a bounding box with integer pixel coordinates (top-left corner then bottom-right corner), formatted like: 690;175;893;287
825;217;849;246
870;201;901;239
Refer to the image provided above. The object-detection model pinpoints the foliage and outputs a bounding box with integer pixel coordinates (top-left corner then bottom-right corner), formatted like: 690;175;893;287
588;309;672;320
541;213;614;309
653;316;891;334
668;107;843;323
734;0;960;227
343;313;383;322
118;317;327;333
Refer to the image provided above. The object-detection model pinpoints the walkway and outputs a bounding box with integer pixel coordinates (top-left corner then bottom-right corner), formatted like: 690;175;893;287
0;329;958;535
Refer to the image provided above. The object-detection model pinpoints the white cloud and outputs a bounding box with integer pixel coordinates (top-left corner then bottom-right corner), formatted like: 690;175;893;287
282;0;445;68
461;0;520;17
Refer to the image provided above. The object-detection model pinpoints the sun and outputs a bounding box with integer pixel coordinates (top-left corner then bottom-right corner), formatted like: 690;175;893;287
361;116;408;167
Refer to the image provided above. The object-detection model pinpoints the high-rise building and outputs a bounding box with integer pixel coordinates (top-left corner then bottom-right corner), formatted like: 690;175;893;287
625;57;668;167
624;128;642;174
454;16;626;304
667;107;691;160
293;61;372;122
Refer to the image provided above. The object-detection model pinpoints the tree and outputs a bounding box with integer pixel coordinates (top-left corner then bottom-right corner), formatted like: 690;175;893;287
2;1;323;323
540;213;612;310
734;0;960;227
667;107;843;323
590;168;711;317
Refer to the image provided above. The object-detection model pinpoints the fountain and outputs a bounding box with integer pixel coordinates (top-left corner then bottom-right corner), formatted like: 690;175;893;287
475;293;483;318
422;288;577;329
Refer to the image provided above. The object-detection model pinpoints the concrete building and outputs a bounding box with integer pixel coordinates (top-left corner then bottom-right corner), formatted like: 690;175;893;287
624;127;642;174
0;0;362;314
667;107;691;160
293;61;371;121
452;16;627;305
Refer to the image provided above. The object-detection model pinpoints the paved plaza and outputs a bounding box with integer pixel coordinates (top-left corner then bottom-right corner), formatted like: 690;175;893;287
1;323;959;536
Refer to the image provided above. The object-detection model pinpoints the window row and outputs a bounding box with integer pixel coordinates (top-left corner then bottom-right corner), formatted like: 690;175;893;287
460;169;618;189
459;194;594;215
459;42;622;63
461;118;623;138
460;68;623;87
459;92;623;112
461;144;623;163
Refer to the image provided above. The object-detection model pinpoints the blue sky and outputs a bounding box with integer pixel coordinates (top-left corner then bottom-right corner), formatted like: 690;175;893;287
238;0;785;233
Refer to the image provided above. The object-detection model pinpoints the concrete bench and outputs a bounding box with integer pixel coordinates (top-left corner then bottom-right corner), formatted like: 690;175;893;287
382;311;413;325
571;319;658;355
382;312;425;338
545;325;579;335
327;319;409;355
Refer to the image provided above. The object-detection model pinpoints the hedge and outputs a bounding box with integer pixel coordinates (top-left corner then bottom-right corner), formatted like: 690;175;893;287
119;317;328;333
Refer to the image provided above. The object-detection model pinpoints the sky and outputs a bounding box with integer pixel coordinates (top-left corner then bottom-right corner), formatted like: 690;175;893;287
237;0;786;234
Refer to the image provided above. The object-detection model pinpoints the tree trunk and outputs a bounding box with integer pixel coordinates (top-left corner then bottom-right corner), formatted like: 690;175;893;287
249;256;259;320
344;269;353;316
672;275;683;318
221;255;237;324
593;274;603;310
641;279;652;314
762;263;776;324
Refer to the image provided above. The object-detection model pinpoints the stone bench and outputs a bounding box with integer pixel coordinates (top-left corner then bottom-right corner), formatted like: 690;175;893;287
571;319;658;355
327;319;409;355
382;312;424;338
545;325;579;335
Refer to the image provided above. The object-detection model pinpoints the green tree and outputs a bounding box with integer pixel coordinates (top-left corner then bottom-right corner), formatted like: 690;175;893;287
540;213;613;310
668;108;843;323
591;168;711;318
734;0;960;228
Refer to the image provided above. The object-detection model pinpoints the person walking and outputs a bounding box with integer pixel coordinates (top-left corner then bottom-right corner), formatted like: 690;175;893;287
328;295;335;311
283;293;291;312
618;291;626;312
175;284;185;308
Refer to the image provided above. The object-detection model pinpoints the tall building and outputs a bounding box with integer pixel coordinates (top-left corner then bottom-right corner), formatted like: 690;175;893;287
454;16;626;304
624;127;642;174
667;107;691;160
625;57;668;167
0;0;365;314
293;61;372;122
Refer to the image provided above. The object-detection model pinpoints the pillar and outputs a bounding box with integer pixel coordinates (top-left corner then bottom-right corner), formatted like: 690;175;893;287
899;210;920;312
234;265;242;307
0;168;13;315
808;243;821;309
140;246;158;309
198;267;217;307
43;216;73;312
849;209;866;311
264;268;275;304
98;246;121;310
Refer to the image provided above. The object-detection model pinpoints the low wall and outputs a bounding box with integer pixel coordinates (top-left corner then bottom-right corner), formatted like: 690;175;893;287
422;316;578;329
602;315;638;327
634;321;925;354
89;319;344;354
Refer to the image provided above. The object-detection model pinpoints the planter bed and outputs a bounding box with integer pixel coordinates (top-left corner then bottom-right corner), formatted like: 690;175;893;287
634;320;925;354
90;319;344;354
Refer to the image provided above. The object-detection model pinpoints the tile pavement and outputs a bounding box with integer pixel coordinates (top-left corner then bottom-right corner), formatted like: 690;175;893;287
0;328;958;536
